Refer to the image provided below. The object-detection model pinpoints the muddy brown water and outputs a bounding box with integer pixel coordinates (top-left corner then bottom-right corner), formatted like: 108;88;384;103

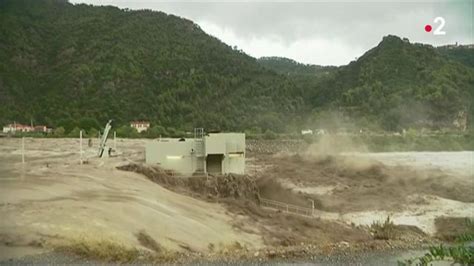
0;138;472;263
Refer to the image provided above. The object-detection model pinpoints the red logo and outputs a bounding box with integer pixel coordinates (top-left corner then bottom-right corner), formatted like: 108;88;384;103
424;24;432;32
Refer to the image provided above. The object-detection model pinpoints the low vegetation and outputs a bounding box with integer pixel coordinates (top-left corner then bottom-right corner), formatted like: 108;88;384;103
53;236;142;263
400;218;474;265
370;216;397;240
399;245;474;265
51;233;185;263
135;230;163;253
435;217;474;242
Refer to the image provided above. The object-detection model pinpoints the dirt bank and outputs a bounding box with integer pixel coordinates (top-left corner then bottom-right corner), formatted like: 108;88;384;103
0;138;263;260
119;163;432;251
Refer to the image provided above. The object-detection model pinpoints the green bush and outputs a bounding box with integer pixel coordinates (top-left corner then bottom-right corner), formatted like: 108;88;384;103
53;127;65;137
116;125;139;138
399;245;474;265
68;127;82;138
144;126;168;138
400;219;474;265
263;129;277;140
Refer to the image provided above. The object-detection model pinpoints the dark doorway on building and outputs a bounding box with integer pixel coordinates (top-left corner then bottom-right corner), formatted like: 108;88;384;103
206;154;223;174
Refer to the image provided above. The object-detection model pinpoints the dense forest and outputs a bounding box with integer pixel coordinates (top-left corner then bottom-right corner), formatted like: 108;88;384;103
310;36;474;131
437;45;474;69
0;0;473;135
257;57;337;77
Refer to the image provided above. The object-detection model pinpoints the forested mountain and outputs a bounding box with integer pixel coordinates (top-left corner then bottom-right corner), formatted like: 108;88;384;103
0;0;473;134
305;36;474;131
0;0;304;133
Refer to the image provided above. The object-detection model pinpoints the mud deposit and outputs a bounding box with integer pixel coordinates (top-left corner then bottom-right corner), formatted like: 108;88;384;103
0;138;263;262
119;163;429;250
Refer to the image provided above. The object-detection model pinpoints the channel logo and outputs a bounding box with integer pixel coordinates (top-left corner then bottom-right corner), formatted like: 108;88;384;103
425;17;446;35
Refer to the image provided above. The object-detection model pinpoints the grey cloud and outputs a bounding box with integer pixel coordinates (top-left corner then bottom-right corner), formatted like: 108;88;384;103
70;0;472;64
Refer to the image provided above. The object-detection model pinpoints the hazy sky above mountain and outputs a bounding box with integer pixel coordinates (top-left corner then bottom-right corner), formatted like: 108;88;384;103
70;0;473;66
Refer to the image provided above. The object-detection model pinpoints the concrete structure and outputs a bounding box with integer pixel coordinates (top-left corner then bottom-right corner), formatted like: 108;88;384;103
130;121;150;133
146;132;245;175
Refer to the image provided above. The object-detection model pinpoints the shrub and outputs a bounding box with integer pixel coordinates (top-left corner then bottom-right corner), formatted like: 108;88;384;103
68;127;82;138
399;245;474;265
54;236;140;263
53;126;65;137
370;216;396;240
400;219;474;265
263;129;277;140
116;125;139;138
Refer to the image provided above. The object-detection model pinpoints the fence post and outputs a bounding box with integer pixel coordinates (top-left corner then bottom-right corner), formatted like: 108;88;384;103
80;130;83;165
21;137;25;164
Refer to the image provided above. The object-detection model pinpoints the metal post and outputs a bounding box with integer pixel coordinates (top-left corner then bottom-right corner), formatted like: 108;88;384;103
309;199;315;216
21;137;25;164
114;131;116;150
80;130;83;165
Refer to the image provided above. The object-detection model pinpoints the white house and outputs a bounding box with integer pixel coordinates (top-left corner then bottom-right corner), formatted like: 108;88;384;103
3;123;34;133
130;121;150;133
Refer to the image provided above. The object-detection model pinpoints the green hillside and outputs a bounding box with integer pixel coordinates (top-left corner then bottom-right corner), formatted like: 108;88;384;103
0;0;304;133
305;36;474;131
437;45;474;68
257;56;337;77
0;1;473;134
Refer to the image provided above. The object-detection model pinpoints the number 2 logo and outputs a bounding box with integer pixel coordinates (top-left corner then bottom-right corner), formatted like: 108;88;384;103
433;17;446;35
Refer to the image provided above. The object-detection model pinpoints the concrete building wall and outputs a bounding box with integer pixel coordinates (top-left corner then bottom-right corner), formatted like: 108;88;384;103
204;133;245;154
145;133;245;175
224;154;245;175
145;139;202;175
206;133;245;175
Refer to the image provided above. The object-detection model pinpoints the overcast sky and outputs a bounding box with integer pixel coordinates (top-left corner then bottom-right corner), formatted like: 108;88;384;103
70;0;473;66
